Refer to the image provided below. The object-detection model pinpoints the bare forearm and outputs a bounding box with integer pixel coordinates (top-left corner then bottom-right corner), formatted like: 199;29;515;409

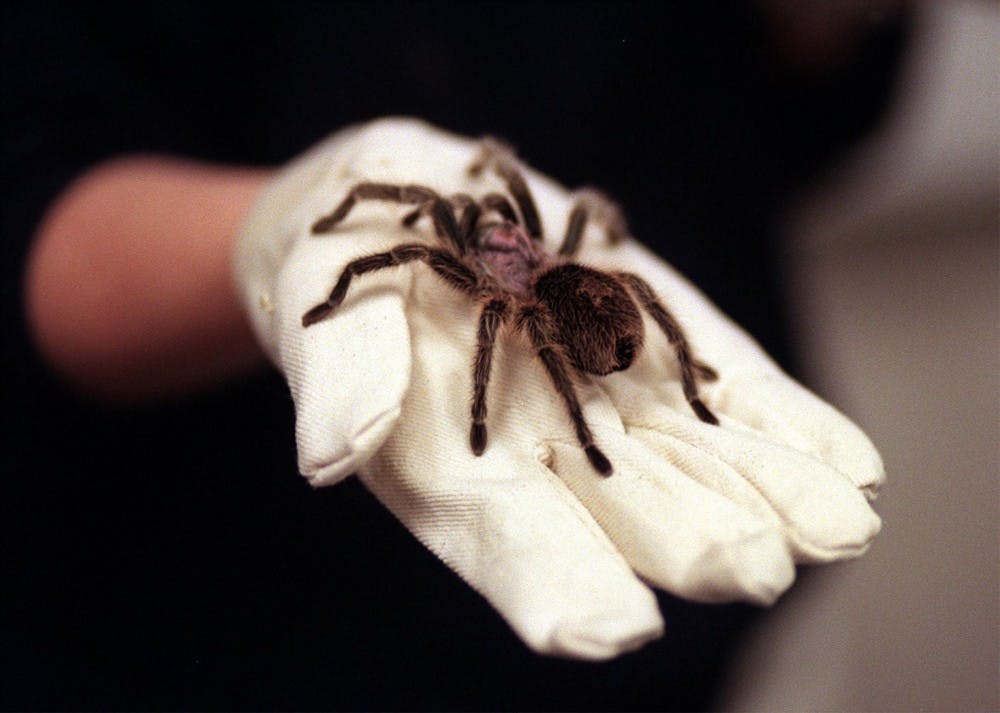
24;156;273;400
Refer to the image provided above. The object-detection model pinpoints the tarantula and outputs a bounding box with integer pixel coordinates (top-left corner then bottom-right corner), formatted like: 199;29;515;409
302;140;718;476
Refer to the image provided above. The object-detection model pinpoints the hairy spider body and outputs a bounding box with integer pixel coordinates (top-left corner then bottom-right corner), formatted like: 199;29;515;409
304;140;718;476
533;264;645;376
473;222;544;296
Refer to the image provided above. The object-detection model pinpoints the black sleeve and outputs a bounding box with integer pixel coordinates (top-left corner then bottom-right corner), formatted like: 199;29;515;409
2;4;908;710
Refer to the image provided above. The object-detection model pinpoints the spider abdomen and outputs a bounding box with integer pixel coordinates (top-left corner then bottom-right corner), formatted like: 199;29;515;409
533;264;645;376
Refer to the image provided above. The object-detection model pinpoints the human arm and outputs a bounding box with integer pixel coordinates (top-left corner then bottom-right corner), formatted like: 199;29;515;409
24;156;272;400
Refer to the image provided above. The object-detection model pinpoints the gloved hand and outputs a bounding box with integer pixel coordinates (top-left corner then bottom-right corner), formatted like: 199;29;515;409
234;117;884;660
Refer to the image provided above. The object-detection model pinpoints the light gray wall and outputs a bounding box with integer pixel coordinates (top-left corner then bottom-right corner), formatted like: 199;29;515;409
720;3;999;710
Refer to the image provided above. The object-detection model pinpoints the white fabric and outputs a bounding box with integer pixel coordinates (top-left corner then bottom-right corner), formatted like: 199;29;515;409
234;117;884;659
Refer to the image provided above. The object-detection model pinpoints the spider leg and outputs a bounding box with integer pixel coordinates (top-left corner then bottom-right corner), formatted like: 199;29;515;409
458;194;483;246
398;194;475;255
469;296;511;456
302;243;478;327
447;193;475;209
402;193;474;230
468;139;543;241
494;164;542;241
401;208;422;228
480;193;519;225
517;304;613;476
558;204;588;258
558;189;629;257
312;182;467;255
615;272;719;425
426;197;466;253
312;182;437;233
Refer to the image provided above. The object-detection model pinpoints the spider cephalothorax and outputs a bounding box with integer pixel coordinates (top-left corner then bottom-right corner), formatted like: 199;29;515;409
303;139;718;476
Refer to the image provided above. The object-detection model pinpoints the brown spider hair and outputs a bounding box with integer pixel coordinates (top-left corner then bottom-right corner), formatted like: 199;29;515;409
302;139;718;475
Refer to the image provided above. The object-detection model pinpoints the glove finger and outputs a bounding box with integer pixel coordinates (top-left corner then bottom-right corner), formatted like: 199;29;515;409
711;370;886;500
624;407;882;563
276;235;413;486
359;442;664;661
592;296;884;503
546;429;795;606
583;239;883;499
353;292;665;661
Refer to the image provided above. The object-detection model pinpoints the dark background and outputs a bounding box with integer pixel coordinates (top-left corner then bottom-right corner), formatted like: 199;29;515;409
2;2;907;710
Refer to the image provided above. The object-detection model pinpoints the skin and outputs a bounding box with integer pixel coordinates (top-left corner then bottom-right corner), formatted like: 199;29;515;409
23;156;273;401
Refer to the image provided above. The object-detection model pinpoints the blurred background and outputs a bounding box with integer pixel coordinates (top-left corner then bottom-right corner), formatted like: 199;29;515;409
722;2;998;709
2;1;996;710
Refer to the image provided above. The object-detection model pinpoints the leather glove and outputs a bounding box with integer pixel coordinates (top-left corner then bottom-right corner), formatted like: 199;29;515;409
234;117;884;660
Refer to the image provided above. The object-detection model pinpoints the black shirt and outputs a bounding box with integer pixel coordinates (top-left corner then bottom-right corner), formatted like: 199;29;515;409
2;3;906;709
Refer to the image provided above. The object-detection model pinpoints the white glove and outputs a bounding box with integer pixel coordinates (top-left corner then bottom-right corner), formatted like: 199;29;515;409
234;117;884;660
